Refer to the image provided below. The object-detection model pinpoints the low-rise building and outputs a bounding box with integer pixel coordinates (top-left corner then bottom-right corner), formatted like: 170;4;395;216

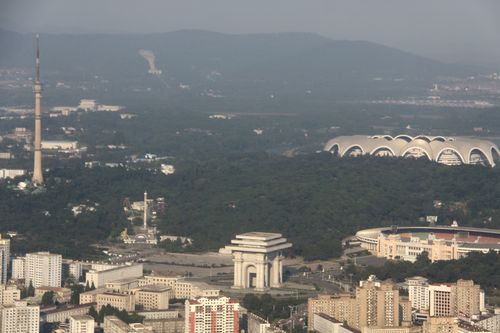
0;169;25;179
69;314;95;333
137;310;180;320
423;317;458;333
313;313;360;333
0;284;21;306
41;140;78;150
0;152;13;159
172;280;219;299
361;328;412;333
86;263;143;288
247;313;289;333
35;286;72;303
106;277;140;293
133;285;170;310
139;276;219;299
78;100;97;111
103;315;135;333
40;303;95;324
474;313;500;333
143;317;185;333
458;321;492;333
139;276;178;289
79;288;106;305
96;292;135;312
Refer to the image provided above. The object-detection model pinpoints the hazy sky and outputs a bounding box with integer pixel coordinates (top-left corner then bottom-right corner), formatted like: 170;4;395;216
1;0;500;66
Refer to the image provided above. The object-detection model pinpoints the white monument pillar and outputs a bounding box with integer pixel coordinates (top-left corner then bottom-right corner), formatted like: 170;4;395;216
233;253;243;288
271;256;281;287
256;261;265;291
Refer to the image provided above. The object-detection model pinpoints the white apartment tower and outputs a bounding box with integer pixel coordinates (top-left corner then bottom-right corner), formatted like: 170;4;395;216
11;257;25;280
185;297;240;333
25;252;62;288
406;276;430;311
0;236;10;285
0;301;40;333
69;315;95;333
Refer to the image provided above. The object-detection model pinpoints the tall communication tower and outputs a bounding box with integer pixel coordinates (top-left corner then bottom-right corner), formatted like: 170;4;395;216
143;191;148;229
32;34;44;185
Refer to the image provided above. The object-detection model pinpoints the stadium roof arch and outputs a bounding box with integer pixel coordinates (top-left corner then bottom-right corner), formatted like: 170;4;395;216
324;134;500;166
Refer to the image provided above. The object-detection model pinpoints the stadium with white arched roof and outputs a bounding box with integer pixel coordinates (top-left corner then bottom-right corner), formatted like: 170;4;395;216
324;135;500;166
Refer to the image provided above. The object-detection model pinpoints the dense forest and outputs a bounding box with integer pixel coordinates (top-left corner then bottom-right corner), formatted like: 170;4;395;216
1;153;500;260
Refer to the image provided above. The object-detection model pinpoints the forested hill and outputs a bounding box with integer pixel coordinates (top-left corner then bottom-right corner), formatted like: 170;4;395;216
2;154;500;260
0;29;479;99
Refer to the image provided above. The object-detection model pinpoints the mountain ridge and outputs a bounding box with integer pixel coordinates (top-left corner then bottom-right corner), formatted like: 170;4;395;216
0;29;483;100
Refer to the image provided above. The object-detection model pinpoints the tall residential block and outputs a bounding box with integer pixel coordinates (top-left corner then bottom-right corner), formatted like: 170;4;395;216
407;277;483;320
307;294;357;331
308;276;410;332
429;281;483;319
11;257;25;280
0;301;40;333
429;284;454;317
406;276;430;312
455;279;482;319
185;297;239;333
25;252;62;288
0;236;10;284
357;277;403;328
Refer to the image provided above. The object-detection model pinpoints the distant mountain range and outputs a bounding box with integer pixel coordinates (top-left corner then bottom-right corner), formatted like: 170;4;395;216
0;29;483;100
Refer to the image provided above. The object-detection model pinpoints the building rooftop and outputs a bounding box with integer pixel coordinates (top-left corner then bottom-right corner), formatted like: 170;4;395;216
458;320;491;332
225;231;292;254
89;263;142;273
36;286;70;292
80;288;107;296
70;314;94;321
236;232;283;241
106;277;140;285
140;284;171;292
42;303;96;315
315;312;342;323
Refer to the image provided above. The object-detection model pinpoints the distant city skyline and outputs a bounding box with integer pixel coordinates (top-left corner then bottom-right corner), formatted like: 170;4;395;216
1;0;500;66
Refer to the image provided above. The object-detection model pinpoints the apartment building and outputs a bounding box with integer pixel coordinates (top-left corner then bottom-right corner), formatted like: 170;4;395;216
0;301;39;333
25;252;62;288
185;297;239;333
